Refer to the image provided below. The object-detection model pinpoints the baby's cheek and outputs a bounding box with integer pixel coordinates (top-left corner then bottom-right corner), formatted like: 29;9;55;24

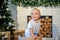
37;16;40;18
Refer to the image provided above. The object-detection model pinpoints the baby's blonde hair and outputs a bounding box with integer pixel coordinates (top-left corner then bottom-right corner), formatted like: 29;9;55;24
31;8;41;16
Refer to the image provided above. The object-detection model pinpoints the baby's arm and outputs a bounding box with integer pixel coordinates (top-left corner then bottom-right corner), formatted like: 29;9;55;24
29;28;37;40
29;28;34;36
38;30;43;37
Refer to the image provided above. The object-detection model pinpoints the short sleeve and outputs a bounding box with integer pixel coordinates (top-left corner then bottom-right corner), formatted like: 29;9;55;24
28;20;33;29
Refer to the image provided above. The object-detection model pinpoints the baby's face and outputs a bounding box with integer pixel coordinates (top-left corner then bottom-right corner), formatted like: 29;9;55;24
31;9;40;21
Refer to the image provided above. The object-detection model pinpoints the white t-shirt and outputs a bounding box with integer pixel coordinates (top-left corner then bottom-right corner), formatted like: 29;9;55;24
25;19;40;37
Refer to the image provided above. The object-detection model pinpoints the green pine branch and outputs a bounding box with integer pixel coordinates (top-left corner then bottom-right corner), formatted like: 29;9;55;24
11;0;60;7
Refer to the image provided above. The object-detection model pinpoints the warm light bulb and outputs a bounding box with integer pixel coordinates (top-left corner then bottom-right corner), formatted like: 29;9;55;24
3;16;6;18
6;8;9;11
13;21;16;24
7;26;9;29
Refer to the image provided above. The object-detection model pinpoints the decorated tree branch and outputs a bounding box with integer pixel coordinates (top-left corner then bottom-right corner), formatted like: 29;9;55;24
11;0;60;7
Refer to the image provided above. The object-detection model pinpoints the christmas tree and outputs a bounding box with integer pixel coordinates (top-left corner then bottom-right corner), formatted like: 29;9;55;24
0;0;15;31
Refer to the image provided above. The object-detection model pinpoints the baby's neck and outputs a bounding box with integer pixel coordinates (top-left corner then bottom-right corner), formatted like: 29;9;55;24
34;19;40;22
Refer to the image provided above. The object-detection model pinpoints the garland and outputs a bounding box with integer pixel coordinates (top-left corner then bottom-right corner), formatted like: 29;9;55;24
11;0;60;7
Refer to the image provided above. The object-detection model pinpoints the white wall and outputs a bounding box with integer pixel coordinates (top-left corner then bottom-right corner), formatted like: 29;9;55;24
17;6;60;40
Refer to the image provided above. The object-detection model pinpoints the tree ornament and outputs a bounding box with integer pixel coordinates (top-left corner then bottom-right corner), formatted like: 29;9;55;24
7;26;9;29
4;0;6;3
3;16;6;18
13;21;16;24
9;22;15;26
4;23;6;24
6;8;9;11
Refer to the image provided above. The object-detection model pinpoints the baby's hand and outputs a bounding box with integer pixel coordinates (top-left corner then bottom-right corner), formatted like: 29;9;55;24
32;35;37;40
